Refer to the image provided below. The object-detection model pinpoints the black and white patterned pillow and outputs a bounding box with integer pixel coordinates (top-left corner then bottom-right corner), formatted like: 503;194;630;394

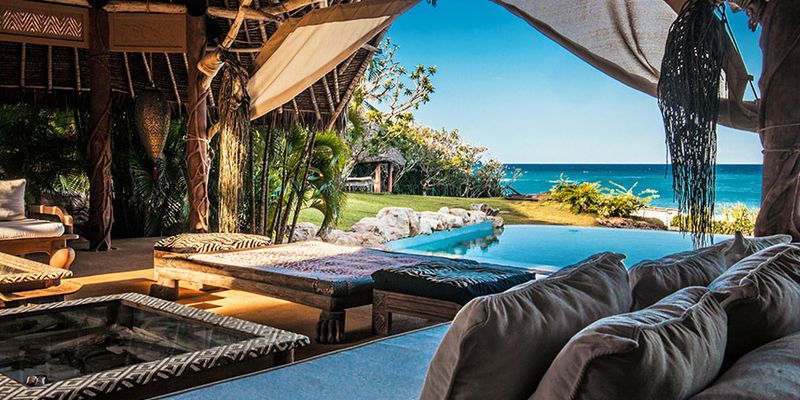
155;233;272;254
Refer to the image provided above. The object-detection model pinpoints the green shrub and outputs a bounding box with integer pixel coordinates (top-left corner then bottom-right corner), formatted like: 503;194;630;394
549;175;658;218
671;203;758;235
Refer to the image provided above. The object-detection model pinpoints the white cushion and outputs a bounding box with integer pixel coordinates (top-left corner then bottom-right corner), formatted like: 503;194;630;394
0;179;26;221
0;219;65;241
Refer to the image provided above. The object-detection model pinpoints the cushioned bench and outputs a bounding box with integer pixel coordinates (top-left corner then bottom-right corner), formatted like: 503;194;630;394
371;260;537;335
165;323;449;400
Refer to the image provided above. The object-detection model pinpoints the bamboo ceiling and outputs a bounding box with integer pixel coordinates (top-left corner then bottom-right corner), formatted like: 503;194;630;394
0;0;379;123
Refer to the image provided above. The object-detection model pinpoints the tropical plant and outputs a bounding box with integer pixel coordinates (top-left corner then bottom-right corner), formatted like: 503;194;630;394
126;119;189;236
549;175;658;218
0;104;88;200
671;203;758;236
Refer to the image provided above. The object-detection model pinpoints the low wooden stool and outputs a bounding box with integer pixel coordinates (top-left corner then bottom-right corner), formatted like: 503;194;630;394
371;260;537;336
0;280;82;308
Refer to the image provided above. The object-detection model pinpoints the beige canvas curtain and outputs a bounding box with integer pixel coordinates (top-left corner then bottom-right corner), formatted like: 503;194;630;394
248;0;420;120
492;0;758;131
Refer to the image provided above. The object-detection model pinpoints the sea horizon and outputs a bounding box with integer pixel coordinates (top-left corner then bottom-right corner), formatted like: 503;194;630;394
502;163;762;209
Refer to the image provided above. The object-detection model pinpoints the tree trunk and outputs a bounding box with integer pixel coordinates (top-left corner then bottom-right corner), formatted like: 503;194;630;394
186;14;210;232
288;130;319;241
754;0;800;240
87;9;112;251
259;127;273;235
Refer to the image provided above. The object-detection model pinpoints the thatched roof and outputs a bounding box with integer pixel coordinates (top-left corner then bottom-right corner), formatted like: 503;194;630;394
361;147;406;167
0;0;379;124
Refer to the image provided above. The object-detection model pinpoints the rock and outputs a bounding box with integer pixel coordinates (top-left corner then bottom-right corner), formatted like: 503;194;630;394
437;207;449;215
465;210;487;225
448;208;469;218
595;217;666;231
470;203;486;211
350;216;404;242
438;212;458;230
489;216;505;229
291;222;319;242
418;211;443;231
451;216;465;229
377;207;421;237
418;217;434;235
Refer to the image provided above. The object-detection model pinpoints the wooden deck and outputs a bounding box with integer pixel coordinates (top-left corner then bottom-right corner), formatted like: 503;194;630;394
36;237;437;360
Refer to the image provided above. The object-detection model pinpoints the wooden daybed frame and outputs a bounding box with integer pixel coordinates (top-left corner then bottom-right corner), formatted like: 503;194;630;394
372;289;461;336
150;246;377;345
0;205;79;269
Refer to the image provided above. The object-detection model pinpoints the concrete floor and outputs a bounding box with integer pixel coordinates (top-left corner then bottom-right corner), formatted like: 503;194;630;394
50;237;437;360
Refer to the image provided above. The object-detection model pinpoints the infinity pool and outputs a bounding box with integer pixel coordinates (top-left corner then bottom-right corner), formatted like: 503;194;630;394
387;223;731;271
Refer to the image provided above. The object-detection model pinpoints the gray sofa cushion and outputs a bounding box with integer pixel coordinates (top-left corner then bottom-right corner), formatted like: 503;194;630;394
0;179;26;221
533;287;727;400
420;252;630;400
709;243;800;369
691;331;800;400
628;233;793;310
629;245;728;310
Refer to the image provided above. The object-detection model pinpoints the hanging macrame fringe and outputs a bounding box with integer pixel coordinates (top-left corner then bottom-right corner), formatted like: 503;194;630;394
217;55;251;233
658;0;727;246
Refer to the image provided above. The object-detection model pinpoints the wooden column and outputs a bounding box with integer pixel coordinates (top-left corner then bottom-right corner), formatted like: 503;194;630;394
754;0;800;240
373;164;382;193
186;13;210;232
388;163;394;193
87;8;112;251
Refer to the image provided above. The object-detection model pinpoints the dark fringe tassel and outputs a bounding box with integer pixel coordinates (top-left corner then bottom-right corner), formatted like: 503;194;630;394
658;0;727;246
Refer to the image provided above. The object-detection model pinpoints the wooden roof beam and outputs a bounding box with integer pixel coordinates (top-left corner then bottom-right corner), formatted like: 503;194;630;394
41;0;326;21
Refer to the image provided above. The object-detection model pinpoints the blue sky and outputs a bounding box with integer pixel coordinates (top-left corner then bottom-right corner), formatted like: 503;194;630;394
386;0;764;164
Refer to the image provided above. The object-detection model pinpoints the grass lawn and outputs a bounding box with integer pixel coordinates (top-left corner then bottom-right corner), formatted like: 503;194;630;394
299;193;598;230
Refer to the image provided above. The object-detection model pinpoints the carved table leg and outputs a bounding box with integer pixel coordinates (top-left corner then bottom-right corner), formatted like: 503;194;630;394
49;247;76;270
316;310;346;344
150;278;180;300
372;290;392;336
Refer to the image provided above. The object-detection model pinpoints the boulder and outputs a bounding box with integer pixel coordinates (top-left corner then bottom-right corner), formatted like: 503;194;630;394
448;208;469;218
465;210;487;225
350;217;404;242
437;207;450;215
437;212;458;230
291;222;320;242
489;216;505;229
419;211;444;231
377;207;421;238
419;217;434;235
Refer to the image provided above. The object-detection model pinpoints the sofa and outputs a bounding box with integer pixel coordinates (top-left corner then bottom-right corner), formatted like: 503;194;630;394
0;179;78;269
168;232;800;400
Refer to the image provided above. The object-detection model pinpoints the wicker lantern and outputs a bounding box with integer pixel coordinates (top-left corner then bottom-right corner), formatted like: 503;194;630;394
134;89;171;163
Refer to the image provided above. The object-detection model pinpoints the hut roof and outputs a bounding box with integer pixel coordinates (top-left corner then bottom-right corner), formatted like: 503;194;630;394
0;0;380;124
361;146;406;167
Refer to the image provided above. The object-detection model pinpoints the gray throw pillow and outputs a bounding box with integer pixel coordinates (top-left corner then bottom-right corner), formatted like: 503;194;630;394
709;243;800;369
420;252;630;400
0;179;26;221
629;245;727;310
533;287;727;400
628;233;793;311
691;332;800;400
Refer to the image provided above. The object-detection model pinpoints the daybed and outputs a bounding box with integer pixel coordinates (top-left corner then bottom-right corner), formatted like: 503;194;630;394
150;234;536;344
167;233;800;400
0;180;78;269
151;236;440;343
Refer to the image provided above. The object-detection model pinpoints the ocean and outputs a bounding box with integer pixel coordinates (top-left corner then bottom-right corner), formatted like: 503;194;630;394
503;164;762;209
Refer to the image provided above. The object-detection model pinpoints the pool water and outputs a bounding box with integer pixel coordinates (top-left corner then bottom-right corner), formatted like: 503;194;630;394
388;224;731;271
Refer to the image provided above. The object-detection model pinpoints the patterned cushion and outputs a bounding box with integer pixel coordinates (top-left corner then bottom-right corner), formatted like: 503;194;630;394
154;233;272;254
0;179;26;221
372;259;536;305
533;287;727;400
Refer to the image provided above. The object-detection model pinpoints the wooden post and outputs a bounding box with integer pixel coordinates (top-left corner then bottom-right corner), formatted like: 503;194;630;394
186;12;210;232
388;163;394;193
373;164;382;193
754;1;800;240
87;8;112;251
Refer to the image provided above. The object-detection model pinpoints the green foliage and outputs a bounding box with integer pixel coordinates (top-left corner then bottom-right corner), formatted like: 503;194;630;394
0;104;88;200
549;175;658;218
671;203;758;235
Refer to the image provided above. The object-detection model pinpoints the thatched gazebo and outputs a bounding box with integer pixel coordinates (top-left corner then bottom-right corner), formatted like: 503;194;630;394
0;0;416;250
